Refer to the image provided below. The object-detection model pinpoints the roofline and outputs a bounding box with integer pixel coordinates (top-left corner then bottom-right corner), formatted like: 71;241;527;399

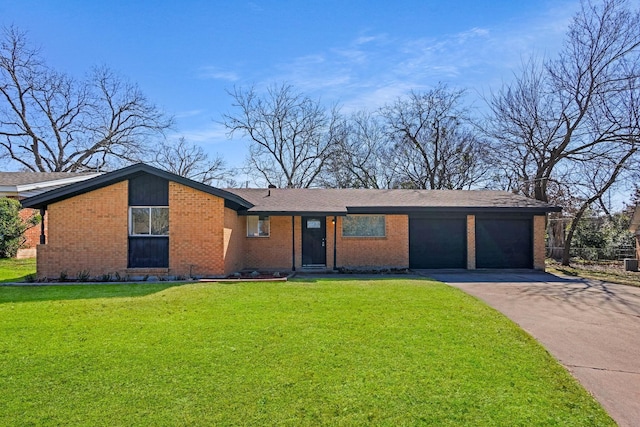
20;163;253;210
347;206;561;214
239;210;348;216
14;173;103;192
239;206;560;216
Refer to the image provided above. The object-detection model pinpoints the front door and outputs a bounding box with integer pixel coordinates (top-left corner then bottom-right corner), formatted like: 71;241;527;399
302;216;326;266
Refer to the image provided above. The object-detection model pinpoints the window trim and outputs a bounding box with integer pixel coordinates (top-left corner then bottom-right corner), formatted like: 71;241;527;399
341;214;386;238
246;215;270;238
129;206;169;237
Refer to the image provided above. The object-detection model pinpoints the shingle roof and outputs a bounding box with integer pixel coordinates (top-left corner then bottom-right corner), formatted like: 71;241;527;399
21;164;252;210
227;188;560;214
0;171;98;186
20;163;560;214
0;171;102;198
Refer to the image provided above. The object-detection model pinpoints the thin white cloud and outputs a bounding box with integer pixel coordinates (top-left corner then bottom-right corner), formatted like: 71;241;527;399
223;0;582;114
174;109;204;119
198;66;240;81
172;123;229;144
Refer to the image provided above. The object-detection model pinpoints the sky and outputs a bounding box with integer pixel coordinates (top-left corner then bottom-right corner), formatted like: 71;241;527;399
0;0;584;180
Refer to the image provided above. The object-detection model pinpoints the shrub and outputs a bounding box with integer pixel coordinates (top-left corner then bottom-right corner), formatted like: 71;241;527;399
77;270;91;282
0;198;37;258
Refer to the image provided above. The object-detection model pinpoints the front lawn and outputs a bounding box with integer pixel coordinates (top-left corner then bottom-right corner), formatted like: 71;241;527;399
0;278;613;426
0;257;35;283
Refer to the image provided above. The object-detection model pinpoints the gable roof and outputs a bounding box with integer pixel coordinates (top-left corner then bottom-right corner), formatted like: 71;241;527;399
227;188;561;215
0;171;101;198
21;163;253;210
20;163;560;214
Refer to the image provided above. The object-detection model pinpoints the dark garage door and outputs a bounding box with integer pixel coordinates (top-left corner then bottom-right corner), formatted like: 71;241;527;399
410;216;466;269
476;217;532;269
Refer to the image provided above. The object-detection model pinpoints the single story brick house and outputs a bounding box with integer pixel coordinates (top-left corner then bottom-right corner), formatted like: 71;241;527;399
21;163;560;279
0;171;101;258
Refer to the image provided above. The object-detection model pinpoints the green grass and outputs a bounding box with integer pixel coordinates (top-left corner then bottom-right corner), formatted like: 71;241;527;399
0;278;613;426
0;257;36;283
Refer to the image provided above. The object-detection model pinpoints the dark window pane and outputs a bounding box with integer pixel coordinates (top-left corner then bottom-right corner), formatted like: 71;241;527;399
131;208;150;235
342;215;385;237
151;208;169;235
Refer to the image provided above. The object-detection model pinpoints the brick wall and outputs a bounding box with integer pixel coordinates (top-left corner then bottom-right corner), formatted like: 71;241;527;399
224;207;244;274
244;215;295;270
243;215;408;270
37;181;128;279
19;207;42;249
335;215;409;268
466;215;476;269
168;182;226;277
533;215;546;270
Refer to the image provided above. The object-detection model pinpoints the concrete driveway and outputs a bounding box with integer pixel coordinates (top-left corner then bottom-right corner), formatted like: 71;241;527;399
425;271;640;427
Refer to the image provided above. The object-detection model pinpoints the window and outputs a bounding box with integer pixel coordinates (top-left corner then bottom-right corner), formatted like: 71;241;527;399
342;215;385;237
130;207;169;236
247;215;270;237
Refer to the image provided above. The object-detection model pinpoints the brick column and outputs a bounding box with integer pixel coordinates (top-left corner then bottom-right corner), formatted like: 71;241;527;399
533;215;546;270
467;215;476;270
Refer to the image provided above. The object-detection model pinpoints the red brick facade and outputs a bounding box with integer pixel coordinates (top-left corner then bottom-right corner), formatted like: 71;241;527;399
19;208;41;249
37;181;128;279
168;182;226;277
335;215;409;268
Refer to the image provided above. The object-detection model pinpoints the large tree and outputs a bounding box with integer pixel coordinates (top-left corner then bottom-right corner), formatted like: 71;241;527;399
319;111;395;189
487;0;640;264
380;84;487;189
151;137;235;187
0;26;171;172
222;83;341;188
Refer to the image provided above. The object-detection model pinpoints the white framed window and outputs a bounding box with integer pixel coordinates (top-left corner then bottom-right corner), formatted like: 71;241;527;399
247;215;270;237
342;215;385;237
129;207;169;236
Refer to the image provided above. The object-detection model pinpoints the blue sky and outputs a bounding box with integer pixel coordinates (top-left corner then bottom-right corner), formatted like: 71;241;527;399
1;0;582;175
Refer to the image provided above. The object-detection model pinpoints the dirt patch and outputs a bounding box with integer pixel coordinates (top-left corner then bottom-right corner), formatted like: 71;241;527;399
547;259;640;287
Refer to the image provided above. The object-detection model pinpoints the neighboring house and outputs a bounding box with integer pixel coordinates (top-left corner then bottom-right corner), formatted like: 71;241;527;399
21;163;560;279
0;171;101;258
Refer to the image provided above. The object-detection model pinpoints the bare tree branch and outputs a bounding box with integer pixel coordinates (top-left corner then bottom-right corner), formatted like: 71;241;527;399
150;137;235;187
221;83;340;188
381;84;488;189
486;0;640;265
0;26;172;172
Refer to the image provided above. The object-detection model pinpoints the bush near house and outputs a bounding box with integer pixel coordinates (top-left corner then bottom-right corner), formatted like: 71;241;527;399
0;198;39;258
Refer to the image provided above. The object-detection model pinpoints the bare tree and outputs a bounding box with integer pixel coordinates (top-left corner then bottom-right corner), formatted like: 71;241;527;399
486;0;640;264
222;83;341;188
320;111;395;188
151;137;235;187
380;84;488;189
0;26;171;172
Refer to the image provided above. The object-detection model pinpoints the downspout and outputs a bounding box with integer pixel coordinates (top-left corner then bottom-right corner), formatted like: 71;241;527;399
291;215;296;271
39;207;46;244
333;216;337;271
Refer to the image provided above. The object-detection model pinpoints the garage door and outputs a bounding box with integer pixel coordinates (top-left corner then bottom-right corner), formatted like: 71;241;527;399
409;216;466;269
476;216;532;269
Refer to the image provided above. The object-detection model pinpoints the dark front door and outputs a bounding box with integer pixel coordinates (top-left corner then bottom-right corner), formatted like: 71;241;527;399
302;216;326;266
